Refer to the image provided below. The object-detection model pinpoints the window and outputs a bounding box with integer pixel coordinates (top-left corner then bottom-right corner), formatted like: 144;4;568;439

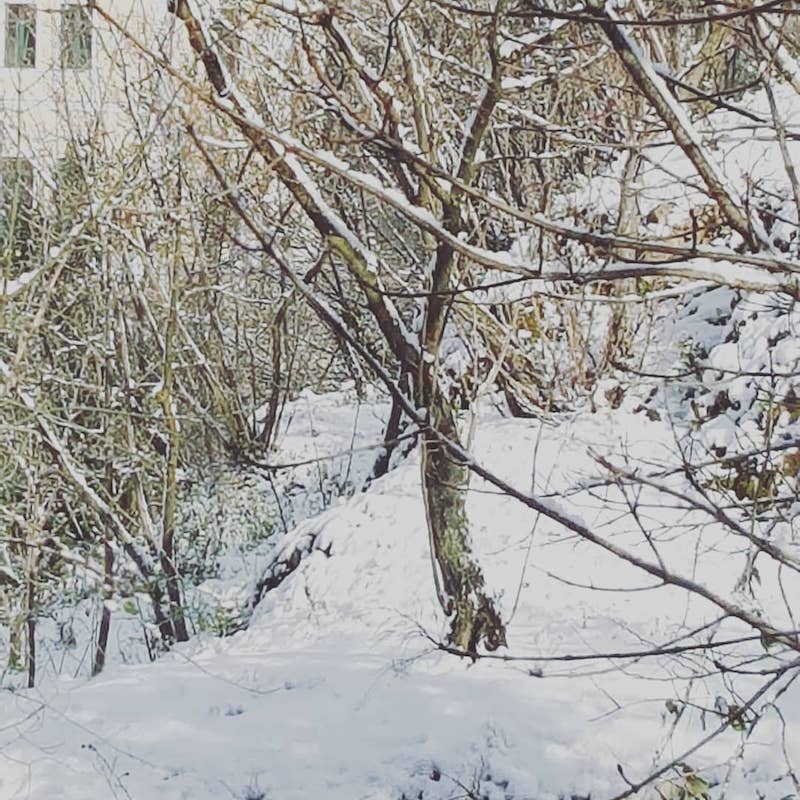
0;158;33;219
60;4;92;69
54;145;89;225
0;158;34;271
4;4;36;68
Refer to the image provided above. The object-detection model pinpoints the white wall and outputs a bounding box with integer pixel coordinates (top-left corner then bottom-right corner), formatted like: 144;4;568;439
0;1;179;169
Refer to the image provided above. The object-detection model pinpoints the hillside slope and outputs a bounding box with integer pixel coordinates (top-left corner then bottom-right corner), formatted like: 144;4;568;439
1;396;797;800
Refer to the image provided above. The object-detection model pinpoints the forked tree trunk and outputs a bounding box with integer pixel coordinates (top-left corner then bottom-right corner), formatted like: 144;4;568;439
168;0;506;654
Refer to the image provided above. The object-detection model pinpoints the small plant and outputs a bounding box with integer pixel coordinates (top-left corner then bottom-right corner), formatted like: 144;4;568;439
189;595;250;637
656;765;711;800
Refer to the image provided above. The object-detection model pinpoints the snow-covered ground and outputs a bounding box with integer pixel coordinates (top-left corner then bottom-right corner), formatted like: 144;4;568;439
1;388;797;800
3;73;800;800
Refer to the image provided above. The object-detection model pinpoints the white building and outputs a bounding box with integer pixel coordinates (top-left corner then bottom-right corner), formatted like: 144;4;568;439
0;0;176;236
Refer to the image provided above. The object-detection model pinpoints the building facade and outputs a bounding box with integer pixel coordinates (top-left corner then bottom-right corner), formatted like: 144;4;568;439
0;0;177;262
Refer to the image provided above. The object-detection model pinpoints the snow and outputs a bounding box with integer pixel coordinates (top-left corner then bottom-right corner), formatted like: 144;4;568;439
1;395;798;800
4;10;800;800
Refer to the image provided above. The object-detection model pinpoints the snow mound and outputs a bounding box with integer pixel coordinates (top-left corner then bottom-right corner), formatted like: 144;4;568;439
1;407;798;800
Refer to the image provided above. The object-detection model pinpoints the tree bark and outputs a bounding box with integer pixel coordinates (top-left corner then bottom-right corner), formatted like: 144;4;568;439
418;369;506;654
169;0;507;653
157;264;188;643
92;538;114;676
25;576;35;688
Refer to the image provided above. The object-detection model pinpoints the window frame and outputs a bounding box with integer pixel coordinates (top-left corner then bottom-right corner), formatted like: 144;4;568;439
0;156;35;268
4;4;37;69
59;3;92;70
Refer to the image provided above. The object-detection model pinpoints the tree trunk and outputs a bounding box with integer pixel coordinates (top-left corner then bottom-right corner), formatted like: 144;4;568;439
92;538;114;676
8;616;22;673
419;387;506;654
157;264;188;644
169;0;505;653
26;577;35;688
601;148;641;371
369;370;409;483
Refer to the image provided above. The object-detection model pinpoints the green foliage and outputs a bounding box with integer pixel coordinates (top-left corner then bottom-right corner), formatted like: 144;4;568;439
122;599;139;617
189;595;249;637
176;469;278;584
0;157;34;277
657;765;711;800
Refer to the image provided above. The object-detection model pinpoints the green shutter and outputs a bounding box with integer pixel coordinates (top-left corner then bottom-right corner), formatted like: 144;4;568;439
61;5;91;69
5;5;36;68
